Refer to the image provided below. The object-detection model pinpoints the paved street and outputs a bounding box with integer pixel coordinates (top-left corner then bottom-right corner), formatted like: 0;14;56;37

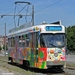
66;55;75;64
0;53;4;56
0;68;14;75
0;68;4;75
0;55;75;75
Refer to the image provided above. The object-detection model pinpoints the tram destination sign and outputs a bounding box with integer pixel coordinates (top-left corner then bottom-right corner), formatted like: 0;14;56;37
46;26;62;31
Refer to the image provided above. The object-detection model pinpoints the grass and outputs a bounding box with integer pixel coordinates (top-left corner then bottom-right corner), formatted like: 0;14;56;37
0;56;36;75
66;63;75;68
1;56;75;75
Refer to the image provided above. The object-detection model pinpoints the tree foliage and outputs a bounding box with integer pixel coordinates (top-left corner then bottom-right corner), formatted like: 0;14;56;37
67;25;75;51
0;46;2;51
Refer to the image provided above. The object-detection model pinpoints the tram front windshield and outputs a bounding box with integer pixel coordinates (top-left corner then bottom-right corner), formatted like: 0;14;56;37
40;33;65;48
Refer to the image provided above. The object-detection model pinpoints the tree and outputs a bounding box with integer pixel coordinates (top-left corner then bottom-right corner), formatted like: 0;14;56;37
67;25;75;52
0;46;2;51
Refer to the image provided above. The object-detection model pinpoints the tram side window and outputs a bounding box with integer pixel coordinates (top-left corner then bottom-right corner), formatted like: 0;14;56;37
8;37;15;47
18;34;30;47
22;35;26;47
26;34;30;47
8;38;11;47
19;35;26;47
11;37;15;47
19;36;22;47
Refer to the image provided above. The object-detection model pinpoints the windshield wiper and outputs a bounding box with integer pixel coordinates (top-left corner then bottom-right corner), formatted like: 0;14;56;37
49;42;65;48
48;42;56;47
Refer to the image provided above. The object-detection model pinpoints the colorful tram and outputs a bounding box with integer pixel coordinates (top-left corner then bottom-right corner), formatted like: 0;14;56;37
8;22;66;69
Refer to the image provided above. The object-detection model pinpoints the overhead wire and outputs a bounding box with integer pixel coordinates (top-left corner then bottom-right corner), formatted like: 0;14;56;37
25;4;29;23
14;3;28;26
14;3;17;27
4;8;15;15
7;22;14;27
18;3;33;24
0;7;15;28
0;2;15;15
15;5;28;15
18;3;31;14
35;0;64;14
0;27;4;29
0;0;64;27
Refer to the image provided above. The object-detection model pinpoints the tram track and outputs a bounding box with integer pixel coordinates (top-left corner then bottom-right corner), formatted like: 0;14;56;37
0;58;75;75
0;58;75;69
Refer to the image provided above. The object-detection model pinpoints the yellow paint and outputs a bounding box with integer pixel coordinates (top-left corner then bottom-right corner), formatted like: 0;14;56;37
36;27;39;30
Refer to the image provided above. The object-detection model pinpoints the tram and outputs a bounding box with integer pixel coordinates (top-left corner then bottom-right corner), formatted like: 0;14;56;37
8;21;66;69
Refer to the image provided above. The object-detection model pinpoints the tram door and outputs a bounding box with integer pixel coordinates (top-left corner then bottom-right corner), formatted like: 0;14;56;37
30;32;38;67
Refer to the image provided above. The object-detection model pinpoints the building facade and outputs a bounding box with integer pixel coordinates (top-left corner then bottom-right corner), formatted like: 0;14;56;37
0;35;7;49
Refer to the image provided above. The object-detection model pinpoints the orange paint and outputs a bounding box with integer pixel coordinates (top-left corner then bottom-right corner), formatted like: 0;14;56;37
50;50;54;54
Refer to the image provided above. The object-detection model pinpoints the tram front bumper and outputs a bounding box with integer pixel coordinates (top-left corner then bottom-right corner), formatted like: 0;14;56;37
46;61;65;68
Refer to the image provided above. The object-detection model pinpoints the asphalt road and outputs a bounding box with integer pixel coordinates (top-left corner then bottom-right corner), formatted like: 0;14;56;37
0;68;14;75
66;55;75;64
0;55;75;75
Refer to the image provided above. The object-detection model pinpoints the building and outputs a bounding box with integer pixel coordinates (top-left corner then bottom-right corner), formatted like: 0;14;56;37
0;35;4;47
0;35;7;49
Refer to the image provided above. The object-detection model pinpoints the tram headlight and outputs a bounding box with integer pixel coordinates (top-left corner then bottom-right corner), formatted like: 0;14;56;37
54;53;58;57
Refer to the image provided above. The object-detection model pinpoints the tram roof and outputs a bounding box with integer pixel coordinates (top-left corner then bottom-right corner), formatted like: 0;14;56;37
8;23;65;37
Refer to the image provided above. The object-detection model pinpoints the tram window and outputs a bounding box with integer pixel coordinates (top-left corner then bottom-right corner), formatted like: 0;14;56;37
23;35;28;47
34;32;38;48
19;35;27;47
26;34;30;47
8;38;11;47
8;37;15;47
22;35;26;47
11;37;15;47
19;36;22;47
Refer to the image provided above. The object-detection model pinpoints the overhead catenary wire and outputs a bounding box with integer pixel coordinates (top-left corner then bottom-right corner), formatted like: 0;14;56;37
0;27;4;29
0;1;32;28
17;3;31;14
17;3;32;19
25;4;30;23
0;2;15;14
0;0;64;16
35;0;64;14
0;0;64;27
14;3;30;27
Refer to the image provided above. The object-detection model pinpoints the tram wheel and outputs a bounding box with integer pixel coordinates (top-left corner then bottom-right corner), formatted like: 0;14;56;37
23;60;30;68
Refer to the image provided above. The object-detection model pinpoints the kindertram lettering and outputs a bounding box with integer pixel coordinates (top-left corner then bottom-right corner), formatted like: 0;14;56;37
8;21;66;69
